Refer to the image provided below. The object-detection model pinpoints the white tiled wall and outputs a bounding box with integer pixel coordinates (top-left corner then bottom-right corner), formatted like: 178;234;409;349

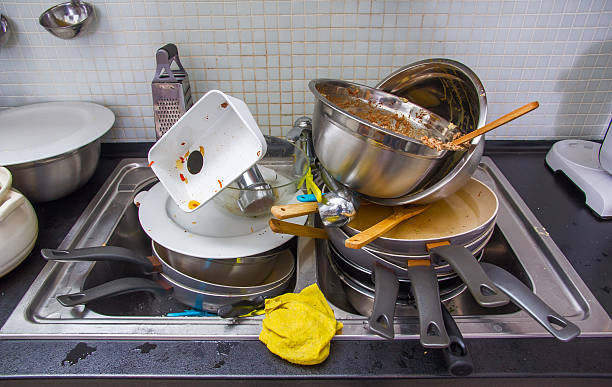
0;0;610;142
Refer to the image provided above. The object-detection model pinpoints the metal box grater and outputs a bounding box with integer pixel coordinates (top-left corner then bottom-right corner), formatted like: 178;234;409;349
151;43;193;139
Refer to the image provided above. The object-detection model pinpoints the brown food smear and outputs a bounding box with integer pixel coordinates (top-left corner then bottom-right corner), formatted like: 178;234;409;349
319;85;467;151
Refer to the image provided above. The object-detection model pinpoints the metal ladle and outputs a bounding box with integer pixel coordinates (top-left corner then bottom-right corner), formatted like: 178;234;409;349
286;117;360;227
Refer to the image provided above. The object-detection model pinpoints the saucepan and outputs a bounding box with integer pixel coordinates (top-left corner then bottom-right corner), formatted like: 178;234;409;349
42;243;295;316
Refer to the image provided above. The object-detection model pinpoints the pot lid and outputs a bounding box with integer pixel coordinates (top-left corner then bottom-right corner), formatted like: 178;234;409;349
138;182;307;259
0;102;114;166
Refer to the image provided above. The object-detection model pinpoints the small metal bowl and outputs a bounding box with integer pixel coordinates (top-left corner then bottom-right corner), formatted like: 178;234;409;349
0;15;10;47
39;1;93;40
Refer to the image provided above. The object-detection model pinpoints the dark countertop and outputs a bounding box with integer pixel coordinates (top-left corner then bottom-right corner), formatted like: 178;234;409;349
1;141;611;383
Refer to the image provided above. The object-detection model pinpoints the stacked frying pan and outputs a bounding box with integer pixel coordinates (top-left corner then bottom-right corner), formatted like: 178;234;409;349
270;176;581;348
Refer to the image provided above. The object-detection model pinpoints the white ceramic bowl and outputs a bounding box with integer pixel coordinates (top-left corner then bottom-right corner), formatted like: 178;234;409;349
0;167;38;277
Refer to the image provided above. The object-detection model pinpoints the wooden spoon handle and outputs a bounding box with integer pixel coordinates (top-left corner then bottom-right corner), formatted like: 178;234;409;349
451;101;539;146
345;205;430;250
271;202;318;219
269;219;328;239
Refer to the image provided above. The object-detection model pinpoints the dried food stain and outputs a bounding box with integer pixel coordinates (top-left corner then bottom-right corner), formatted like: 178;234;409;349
148;160;155;167
61;342;96;366
133;343;157;354
220;102;228;109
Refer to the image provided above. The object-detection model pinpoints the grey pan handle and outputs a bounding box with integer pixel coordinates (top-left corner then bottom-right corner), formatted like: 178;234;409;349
41;246;159;275
430;245;509;308
368;263;399;339
481;263;581;342
56;277;169;307
406;265;450;348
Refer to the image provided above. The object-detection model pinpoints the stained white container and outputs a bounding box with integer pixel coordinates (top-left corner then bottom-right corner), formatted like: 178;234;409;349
148;90;266;213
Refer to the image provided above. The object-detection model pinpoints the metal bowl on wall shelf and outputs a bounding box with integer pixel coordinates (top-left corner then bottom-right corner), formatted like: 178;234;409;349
39;0;94;40
0;15;10;47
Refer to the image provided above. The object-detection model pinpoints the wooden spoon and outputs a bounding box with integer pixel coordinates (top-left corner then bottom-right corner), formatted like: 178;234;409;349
269;218;328;239
451;101;539;146
271;202;318;219
344;204;431;249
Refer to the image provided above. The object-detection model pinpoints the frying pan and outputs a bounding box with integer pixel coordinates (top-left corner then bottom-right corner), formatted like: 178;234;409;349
341;177;498;255
42;245;295;316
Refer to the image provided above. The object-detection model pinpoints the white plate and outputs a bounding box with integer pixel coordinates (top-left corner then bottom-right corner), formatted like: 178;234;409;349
0;102;115;166
138;182;307;259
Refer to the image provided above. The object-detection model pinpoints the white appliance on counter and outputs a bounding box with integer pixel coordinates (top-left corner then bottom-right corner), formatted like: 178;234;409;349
546;119;612;218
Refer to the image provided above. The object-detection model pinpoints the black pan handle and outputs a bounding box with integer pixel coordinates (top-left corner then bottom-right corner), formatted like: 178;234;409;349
430;245;509;307
41;246;160;275
406;264;450;348
481;263;580;342
217;296;265;319
368;263;399;339
56;277;170;307
441;302;474;376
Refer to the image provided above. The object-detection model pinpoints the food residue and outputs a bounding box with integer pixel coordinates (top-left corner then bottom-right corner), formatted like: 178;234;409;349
188;200;200;209
420;132;467;151
184;151;189;159
257;150;261;157
199;146;205;156
180;173;188;183
180;142;186;146
220;102;228;108
319;85;466;151
250;226;254;233
148;160;155;167
176;159;184;170
218;179;223;188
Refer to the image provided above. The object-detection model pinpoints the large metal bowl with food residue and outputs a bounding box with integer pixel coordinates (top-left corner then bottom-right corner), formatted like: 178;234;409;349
309;79;460;199
366;58;487;206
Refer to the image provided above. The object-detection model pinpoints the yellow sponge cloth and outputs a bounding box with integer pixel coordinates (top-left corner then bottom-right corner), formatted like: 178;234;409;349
259;283;343;365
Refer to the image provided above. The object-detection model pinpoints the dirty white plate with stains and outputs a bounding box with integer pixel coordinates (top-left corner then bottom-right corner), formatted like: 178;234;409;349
137;182;306;259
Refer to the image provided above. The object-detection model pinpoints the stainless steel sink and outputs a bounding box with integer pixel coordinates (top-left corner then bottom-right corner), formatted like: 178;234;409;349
1;157;611;340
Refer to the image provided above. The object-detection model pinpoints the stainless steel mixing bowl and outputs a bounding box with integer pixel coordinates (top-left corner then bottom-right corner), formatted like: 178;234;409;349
309;79;458;199
7;140;101;202
360;58;487;205
39;1;93;40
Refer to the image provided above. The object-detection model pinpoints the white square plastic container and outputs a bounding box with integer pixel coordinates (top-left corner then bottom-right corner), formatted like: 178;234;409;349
148;90;266;212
